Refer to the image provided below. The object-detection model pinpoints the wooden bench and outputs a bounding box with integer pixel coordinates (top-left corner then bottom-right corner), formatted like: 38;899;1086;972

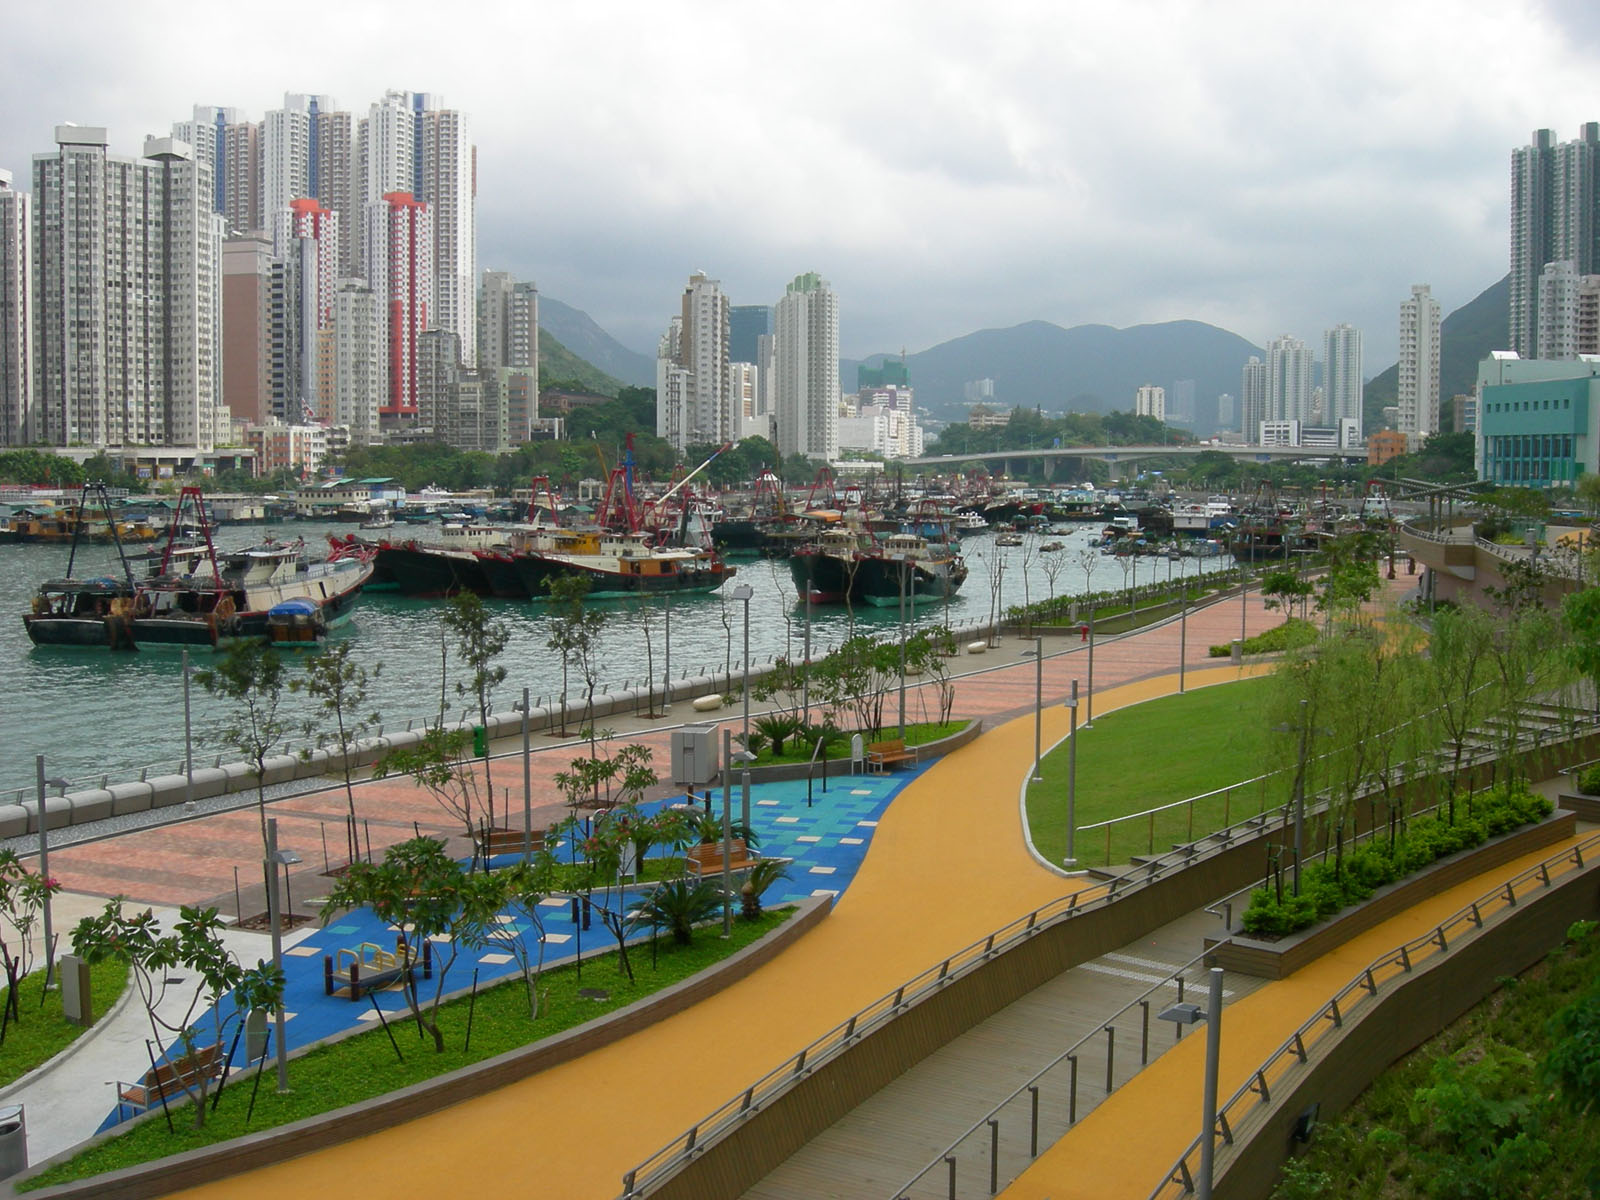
684;838;759;878
116;1042;227;1115
324;937;433;1001
473;827;547;861
866;739;916;773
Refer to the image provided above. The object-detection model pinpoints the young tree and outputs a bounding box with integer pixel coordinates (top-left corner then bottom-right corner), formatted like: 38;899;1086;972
196;641;291;857
71;902;282;1127
1429;604;1500;798
545;575;604;738
373;726;487;843
320;836;483;1053
443;593;509;831
1563;587;1600;711
457;856;558;1020
0;851;60;1028
292;643;381;865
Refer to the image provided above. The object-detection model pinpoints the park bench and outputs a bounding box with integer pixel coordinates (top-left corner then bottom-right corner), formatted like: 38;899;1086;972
866;739;917;774
116;1042;227;1116
684;838;760;878
324;937;433;1001
473;826;547;862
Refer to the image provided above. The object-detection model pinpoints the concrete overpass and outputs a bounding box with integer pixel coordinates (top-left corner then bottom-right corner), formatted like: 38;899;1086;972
903;443;1366;476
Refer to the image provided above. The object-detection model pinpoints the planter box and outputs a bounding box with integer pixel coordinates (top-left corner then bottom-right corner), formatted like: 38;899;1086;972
1206;809;1577;980
1558;791;1600;822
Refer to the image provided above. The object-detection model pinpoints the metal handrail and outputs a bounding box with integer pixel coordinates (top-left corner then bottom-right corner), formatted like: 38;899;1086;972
616;800;1300;1198
891;945;1221;1199
1147;830;1600;1200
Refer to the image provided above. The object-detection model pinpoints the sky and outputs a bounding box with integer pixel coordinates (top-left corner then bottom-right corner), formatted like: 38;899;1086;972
5;0;1600;371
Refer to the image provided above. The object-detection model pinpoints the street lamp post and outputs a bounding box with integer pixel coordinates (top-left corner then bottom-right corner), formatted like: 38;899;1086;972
1179;558;1189;694
265;817;301;1093
520;687;532;862
1159;966;1225;1200
1065;680;1079;868
35;757;68;991
182;650;193;808
898;559;909;738
720;728;734;937
1084;607;1095;729
663;598;672;714
730;583;753;750
1022;637;1044;782
802;570;812;725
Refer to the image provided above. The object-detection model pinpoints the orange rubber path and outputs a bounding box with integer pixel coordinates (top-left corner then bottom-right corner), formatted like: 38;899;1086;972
161;664;1265;1200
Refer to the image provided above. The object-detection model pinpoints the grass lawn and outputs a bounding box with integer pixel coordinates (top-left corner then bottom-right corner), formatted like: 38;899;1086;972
21;908;790;1191
1026;675;1277;867
0;957;130;1089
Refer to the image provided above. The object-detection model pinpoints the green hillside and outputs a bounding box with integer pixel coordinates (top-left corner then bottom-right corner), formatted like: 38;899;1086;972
1364;275;1509;431
538;328;626;397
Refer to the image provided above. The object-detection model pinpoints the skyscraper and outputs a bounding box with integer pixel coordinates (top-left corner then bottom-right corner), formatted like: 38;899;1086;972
325;277;385;443
1266;335;1313;424
419;105;477;365
271;198;340;422
1510;124;1600;358
1134;385;1166;422
655;273;730;451
479;269;538;444
1322;323;1363;431
729;304;772;366
263;94;338;227
31;127;223;449
0;170;32;446
1398;284;1442;443
774;272;839;462
365;191;432;423
1240;357;1266;442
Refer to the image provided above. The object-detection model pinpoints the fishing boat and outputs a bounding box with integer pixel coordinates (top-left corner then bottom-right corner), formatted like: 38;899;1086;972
790;529;967;607
22;482;142;649
126;488;373;650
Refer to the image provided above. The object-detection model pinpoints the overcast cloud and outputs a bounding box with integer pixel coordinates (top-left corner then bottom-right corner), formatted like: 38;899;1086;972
4;0;1599;370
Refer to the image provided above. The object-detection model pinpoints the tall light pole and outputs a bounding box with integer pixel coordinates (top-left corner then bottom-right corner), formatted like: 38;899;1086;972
898;558;909;738
1022;637;1044;782
182;649;193;808
1084;607;1095;729
730;583;753;749
1159;967;1225;1200
35;757;67;991
520;687;532;862
1179;557;1189;695
663;597;672;714
720;728;734;937
802;566;813;725
1065;681;1079;868
265;817;301;1093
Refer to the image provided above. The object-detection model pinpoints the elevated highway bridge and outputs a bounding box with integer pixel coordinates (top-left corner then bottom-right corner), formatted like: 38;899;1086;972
903;443;1365;478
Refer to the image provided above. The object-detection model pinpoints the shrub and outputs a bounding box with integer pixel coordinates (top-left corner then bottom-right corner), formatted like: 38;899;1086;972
1577;766;1600;795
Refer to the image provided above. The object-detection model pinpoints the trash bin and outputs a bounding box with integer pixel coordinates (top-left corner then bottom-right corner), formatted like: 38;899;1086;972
0;1104;26;1181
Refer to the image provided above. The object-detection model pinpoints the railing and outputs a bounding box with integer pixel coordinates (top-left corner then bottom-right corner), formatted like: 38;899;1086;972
1146;830;1600;1199
1078;774;1276;866
890;947;1221;1199
616;801;1295;1199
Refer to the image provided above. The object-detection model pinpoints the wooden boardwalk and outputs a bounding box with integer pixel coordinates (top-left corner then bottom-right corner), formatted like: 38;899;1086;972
740;910;1268;1200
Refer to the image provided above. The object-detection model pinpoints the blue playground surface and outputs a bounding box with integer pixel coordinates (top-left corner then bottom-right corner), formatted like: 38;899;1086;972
101;764;922;1131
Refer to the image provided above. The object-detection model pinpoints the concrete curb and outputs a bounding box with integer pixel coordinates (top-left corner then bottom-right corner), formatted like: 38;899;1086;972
0;965;139;1104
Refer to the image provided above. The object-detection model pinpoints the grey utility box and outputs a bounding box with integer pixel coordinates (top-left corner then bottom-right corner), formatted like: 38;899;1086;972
671;725;719;787
58;954;93;1027
0;1105;26;1181
246;1008;270;1063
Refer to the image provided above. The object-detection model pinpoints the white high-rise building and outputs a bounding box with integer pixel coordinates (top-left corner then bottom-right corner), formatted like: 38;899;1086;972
1511;125;1600;357
1398;284;1442;444
1531;260;1600;358
271;198;340;423
262;94;336;227
420;105;476;366
774;272;839;462
1240;357;1266;442
1323;323;1363;432
1134;384;1166;422
479;269;538;445
654;273;730;451
325;277;385;443
0;170;32;446
364;191;432;423
1266;335;1313;424
31;127;224;449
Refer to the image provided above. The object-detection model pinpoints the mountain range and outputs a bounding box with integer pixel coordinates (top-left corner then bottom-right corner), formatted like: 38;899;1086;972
538;285;1513;439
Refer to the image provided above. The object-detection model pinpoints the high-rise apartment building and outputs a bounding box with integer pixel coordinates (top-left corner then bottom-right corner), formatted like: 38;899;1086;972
0;170;32;446
365;191;432;423
729;304;772;366
479;269;538;444
262;94;339;230
421;106;476;366
1134;385;1166;422
1398;284;1442;443
1322;323;1363;431
773;272;839;462
1266;335;1313;424
655;273;730;451
1510;124;1600;358
325;278;385;442
31;127;224;449
1240;357;1266;442
221;236;273;427
269;198;340;423
313;109;356;276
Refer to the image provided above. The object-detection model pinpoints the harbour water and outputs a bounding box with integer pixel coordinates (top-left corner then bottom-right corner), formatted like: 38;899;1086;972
0;522;1234;798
